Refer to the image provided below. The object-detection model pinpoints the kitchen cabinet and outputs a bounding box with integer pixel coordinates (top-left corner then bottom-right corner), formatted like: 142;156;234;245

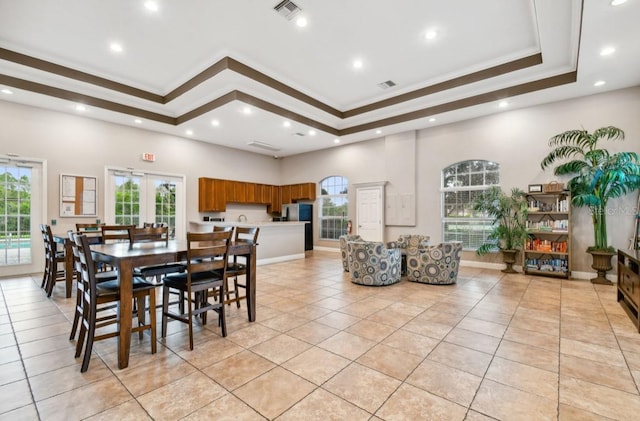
270;185;281;214
280;185;291;205
198;178;226;212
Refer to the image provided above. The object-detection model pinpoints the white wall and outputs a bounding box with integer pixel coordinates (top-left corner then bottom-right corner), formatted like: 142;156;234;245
281;87;640;273
0;101;281;236
1;87;639;274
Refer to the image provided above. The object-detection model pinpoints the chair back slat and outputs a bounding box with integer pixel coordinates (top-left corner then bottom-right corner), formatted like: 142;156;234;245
128;226;169;245
186;231;232;278
101;224;136;243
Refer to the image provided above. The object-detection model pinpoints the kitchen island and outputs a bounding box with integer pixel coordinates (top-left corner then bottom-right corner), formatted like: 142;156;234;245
189;220;306;265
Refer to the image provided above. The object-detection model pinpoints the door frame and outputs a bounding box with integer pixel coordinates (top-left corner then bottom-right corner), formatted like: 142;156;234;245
354;181;386;242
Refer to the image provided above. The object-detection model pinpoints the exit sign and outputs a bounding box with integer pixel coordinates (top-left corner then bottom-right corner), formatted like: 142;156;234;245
142;152;155;162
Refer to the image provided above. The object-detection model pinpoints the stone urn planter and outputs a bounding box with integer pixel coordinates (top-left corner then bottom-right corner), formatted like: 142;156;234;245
588;250;615;285
501;249;518;273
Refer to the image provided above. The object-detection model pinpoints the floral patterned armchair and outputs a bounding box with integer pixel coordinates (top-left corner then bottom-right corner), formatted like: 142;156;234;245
346;241;401;286
406;241;463;285
339;234;363;272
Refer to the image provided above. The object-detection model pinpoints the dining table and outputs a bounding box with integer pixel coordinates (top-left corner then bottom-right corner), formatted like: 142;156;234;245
89;239;257;369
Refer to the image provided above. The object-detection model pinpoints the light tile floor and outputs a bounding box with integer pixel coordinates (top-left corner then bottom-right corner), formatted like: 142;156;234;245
1;250;640;420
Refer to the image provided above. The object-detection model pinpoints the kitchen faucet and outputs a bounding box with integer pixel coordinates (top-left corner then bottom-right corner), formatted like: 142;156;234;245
238;214;247;222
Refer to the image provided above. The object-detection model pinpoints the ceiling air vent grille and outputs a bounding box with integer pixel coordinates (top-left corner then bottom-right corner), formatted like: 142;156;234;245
293;132;305;137
377;80;397;90
273;0;301;20
247;141;281;152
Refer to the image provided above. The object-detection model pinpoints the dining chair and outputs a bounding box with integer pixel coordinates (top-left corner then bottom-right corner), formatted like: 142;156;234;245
72;233;158;372
39;224;65;297
68;230;118;341
161;230;232;350
101;224;136;243
129;226;185;284
224;226;259;308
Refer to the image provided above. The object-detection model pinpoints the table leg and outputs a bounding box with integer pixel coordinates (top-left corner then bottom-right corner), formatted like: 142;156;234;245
64;240;74;298
117;260;133;369
246;245;256;322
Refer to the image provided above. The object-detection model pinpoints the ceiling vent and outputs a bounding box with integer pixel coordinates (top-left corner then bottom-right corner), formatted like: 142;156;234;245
273;0;302;20
377;80;397;90
247;141;281;152
293;132;305;137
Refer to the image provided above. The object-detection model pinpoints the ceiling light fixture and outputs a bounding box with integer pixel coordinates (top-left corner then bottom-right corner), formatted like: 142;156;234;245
375;129;382;134
185;129;193;136
1;88;12;95
594;80;606;87
308;129;316;136
429;118;436;122
425;30;438;40
75;104;86;112
333;138;340;144
353;59;363;69
242;106;252;114
134;118;142;124
498;101;509;108
296;16;308;27
600;46;616;56
611;0;627;6
109;42;123;53
283;121;291;127
144;1;159;12
247;141;281;152
211;119;220;126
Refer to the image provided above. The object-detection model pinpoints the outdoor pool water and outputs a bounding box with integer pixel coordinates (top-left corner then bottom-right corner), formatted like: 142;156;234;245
0;240;32;250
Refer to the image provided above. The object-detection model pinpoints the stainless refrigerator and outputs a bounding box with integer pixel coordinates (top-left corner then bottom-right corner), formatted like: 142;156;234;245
282;203;313;251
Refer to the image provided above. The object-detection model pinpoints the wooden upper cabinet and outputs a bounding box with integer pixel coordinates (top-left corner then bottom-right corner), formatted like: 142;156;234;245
198;178;226;212
245;182;257;203
285;182;316;202
280;184;291;205
225;180;247;203
270;185;281;214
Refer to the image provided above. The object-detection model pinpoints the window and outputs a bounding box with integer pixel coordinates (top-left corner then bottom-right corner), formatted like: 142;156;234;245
0;163;32;266
319;176;348;240
441;160;500;249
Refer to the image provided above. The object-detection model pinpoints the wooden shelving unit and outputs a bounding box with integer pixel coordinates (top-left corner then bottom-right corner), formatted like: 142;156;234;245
523;191;571;278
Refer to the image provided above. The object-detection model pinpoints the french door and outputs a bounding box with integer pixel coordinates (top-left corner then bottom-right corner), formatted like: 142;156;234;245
0;156;46;276
105;168;185;240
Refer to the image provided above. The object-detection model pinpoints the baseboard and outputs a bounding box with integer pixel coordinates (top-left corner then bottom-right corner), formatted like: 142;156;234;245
257;253;306;266
570;270;617;282
460;259;617;282
312;246;340;253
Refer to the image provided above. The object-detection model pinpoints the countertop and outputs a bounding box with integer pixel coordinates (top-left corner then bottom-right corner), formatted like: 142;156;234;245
190;220;306;227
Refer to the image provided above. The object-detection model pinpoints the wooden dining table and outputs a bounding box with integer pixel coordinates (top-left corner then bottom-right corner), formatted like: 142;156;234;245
89;239;257;369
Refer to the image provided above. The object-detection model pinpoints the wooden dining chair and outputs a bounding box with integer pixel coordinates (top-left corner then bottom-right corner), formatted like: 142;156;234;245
161;230;232;350
72;233;158;372
39;224;65;297
101;224;136;243
224;226;259;308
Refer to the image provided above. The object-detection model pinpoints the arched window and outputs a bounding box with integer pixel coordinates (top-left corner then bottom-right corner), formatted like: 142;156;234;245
442;160;500;249
319;176;348;240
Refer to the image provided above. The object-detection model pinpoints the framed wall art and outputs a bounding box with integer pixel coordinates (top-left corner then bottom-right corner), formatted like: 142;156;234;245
60;174;97;217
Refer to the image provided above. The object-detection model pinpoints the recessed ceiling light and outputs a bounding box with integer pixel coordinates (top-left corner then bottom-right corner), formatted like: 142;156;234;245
594;80;606;87
429;118;436;122
109;42;123;53
375;129;382;134
296;16;307;27
144;1;159;11
1;88;12;95
308;129;316;136
334;138;340;144
75;104;86;112
600;46;616;56
353;59;363;69
283;121;291;128
211;119;220;126
134;118;142;124
611;0;627;6
242;106;252;114
425;30;438;40
498;101;509;108
185;129;193;136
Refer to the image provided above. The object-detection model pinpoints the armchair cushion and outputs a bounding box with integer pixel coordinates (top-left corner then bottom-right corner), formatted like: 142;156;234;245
347;241;401;286
407;242;462;285
339;234;364;272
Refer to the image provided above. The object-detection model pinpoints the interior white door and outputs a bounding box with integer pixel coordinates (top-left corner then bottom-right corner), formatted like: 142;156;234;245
356;186;384;241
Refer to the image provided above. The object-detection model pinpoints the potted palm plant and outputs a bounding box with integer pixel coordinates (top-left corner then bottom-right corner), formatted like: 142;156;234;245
541;126;640;284
473;186;529;273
